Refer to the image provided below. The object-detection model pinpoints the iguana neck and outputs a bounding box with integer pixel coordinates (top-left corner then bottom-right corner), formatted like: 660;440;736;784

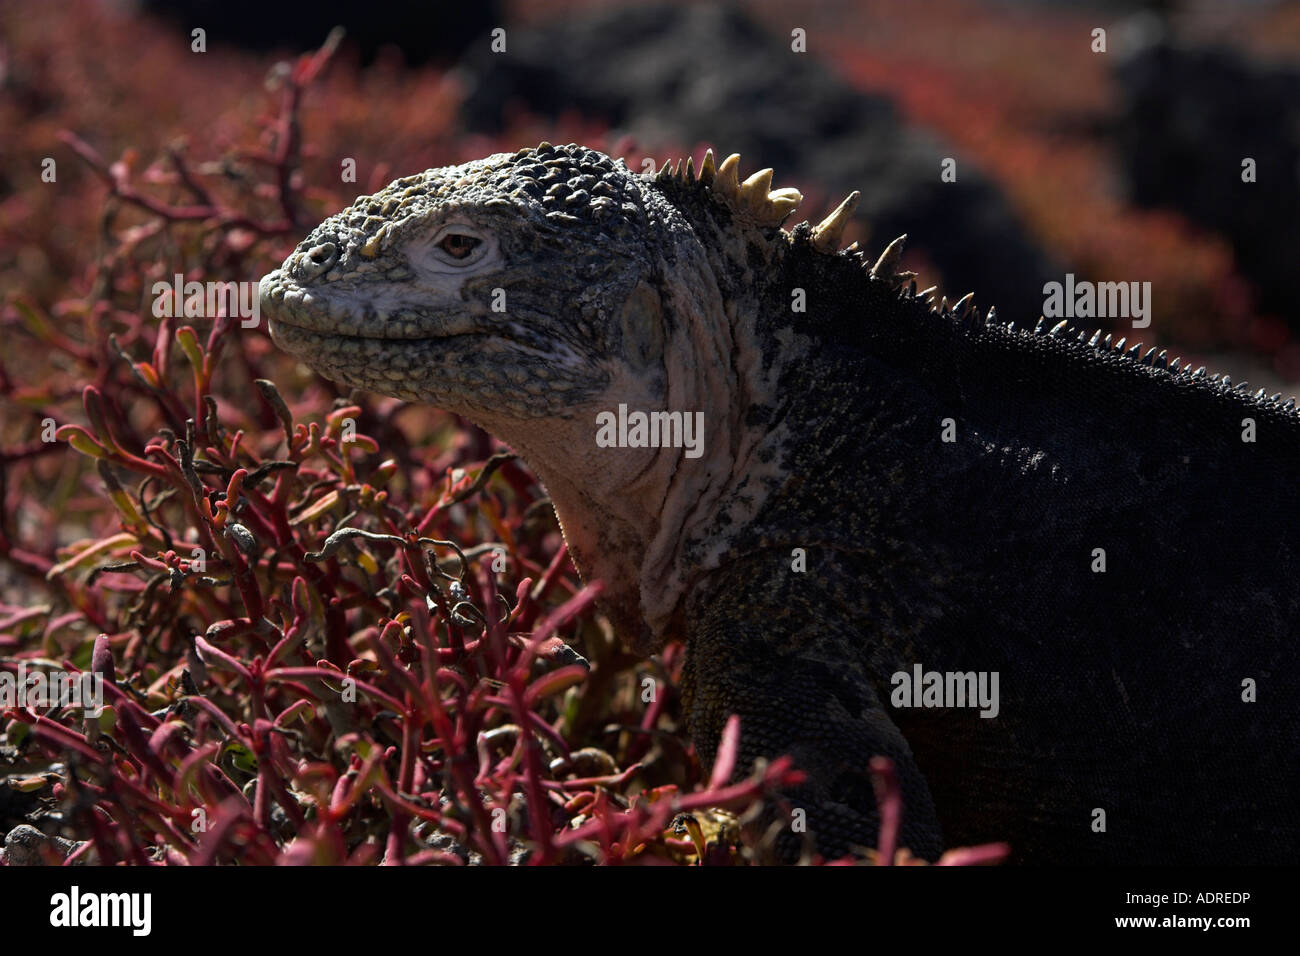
475;195;785;652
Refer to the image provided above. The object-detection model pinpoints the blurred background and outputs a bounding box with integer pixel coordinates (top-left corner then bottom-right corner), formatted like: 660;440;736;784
3;0;1299;386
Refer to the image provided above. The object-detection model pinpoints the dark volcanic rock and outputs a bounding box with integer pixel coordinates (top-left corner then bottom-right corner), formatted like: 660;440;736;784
1115;36;1300;329
455;3;1060;322
138;0;500;66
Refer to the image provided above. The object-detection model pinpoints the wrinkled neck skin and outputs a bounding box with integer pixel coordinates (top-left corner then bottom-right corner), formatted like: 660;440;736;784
472;206;788;653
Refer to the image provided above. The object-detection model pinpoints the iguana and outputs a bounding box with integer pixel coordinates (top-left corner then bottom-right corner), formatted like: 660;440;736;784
260;143;1300;864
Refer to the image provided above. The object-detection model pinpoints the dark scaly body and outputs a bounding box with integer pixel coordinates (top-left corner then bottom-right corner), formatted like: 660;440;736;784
681;223;1300;862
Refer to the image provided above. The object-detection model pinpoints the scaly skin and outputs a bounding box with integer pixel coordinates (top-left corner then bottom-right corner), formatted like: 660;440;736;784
261;143;1300;863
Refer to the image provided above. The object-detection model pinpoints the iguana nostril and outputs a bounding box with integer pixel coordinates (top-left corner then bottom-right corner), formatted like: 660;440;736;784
298;242;338;278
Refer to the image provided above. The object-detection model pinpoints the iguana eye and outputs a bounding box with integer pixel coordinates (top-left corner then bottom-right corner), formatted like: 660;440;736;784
439;234;481;259
417;223;497;275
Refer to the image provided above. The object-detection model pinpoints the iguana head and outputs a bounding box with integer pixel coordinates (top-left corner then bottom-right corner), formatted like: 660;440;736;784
264;144;667;418
261;143;841;649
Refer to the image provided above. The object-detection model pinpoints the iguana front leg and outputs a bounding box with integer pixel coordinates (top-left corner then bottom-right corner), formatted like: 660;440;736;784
681;556;943;863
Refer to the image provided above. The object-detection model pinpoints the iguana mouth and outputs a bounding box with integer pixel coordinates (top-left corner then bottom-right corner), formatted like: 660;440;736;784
268;320;483;353
259;270;483;341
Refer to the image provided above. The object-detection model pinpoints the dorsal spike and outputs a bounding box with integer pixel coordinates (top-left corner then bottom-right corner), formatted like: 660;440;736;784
739;168;774;208
1034;317;1046;334
811;190;860;253
985;306;998;326
1049;320;1068;338
1142;347;1157;365
696;152;802;224
683;156;695;182
1088;330;1101;347
1222;375;1232;387
1170;357;1180;371
765;188;803;223
1156;349;1168;369
1114;337;1126;351
952;292;975;316
656;159;674;181
1126;344;1141;359
714;153;741;197
870;234;908;281
698;148;716;184
1193;366;1206;378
